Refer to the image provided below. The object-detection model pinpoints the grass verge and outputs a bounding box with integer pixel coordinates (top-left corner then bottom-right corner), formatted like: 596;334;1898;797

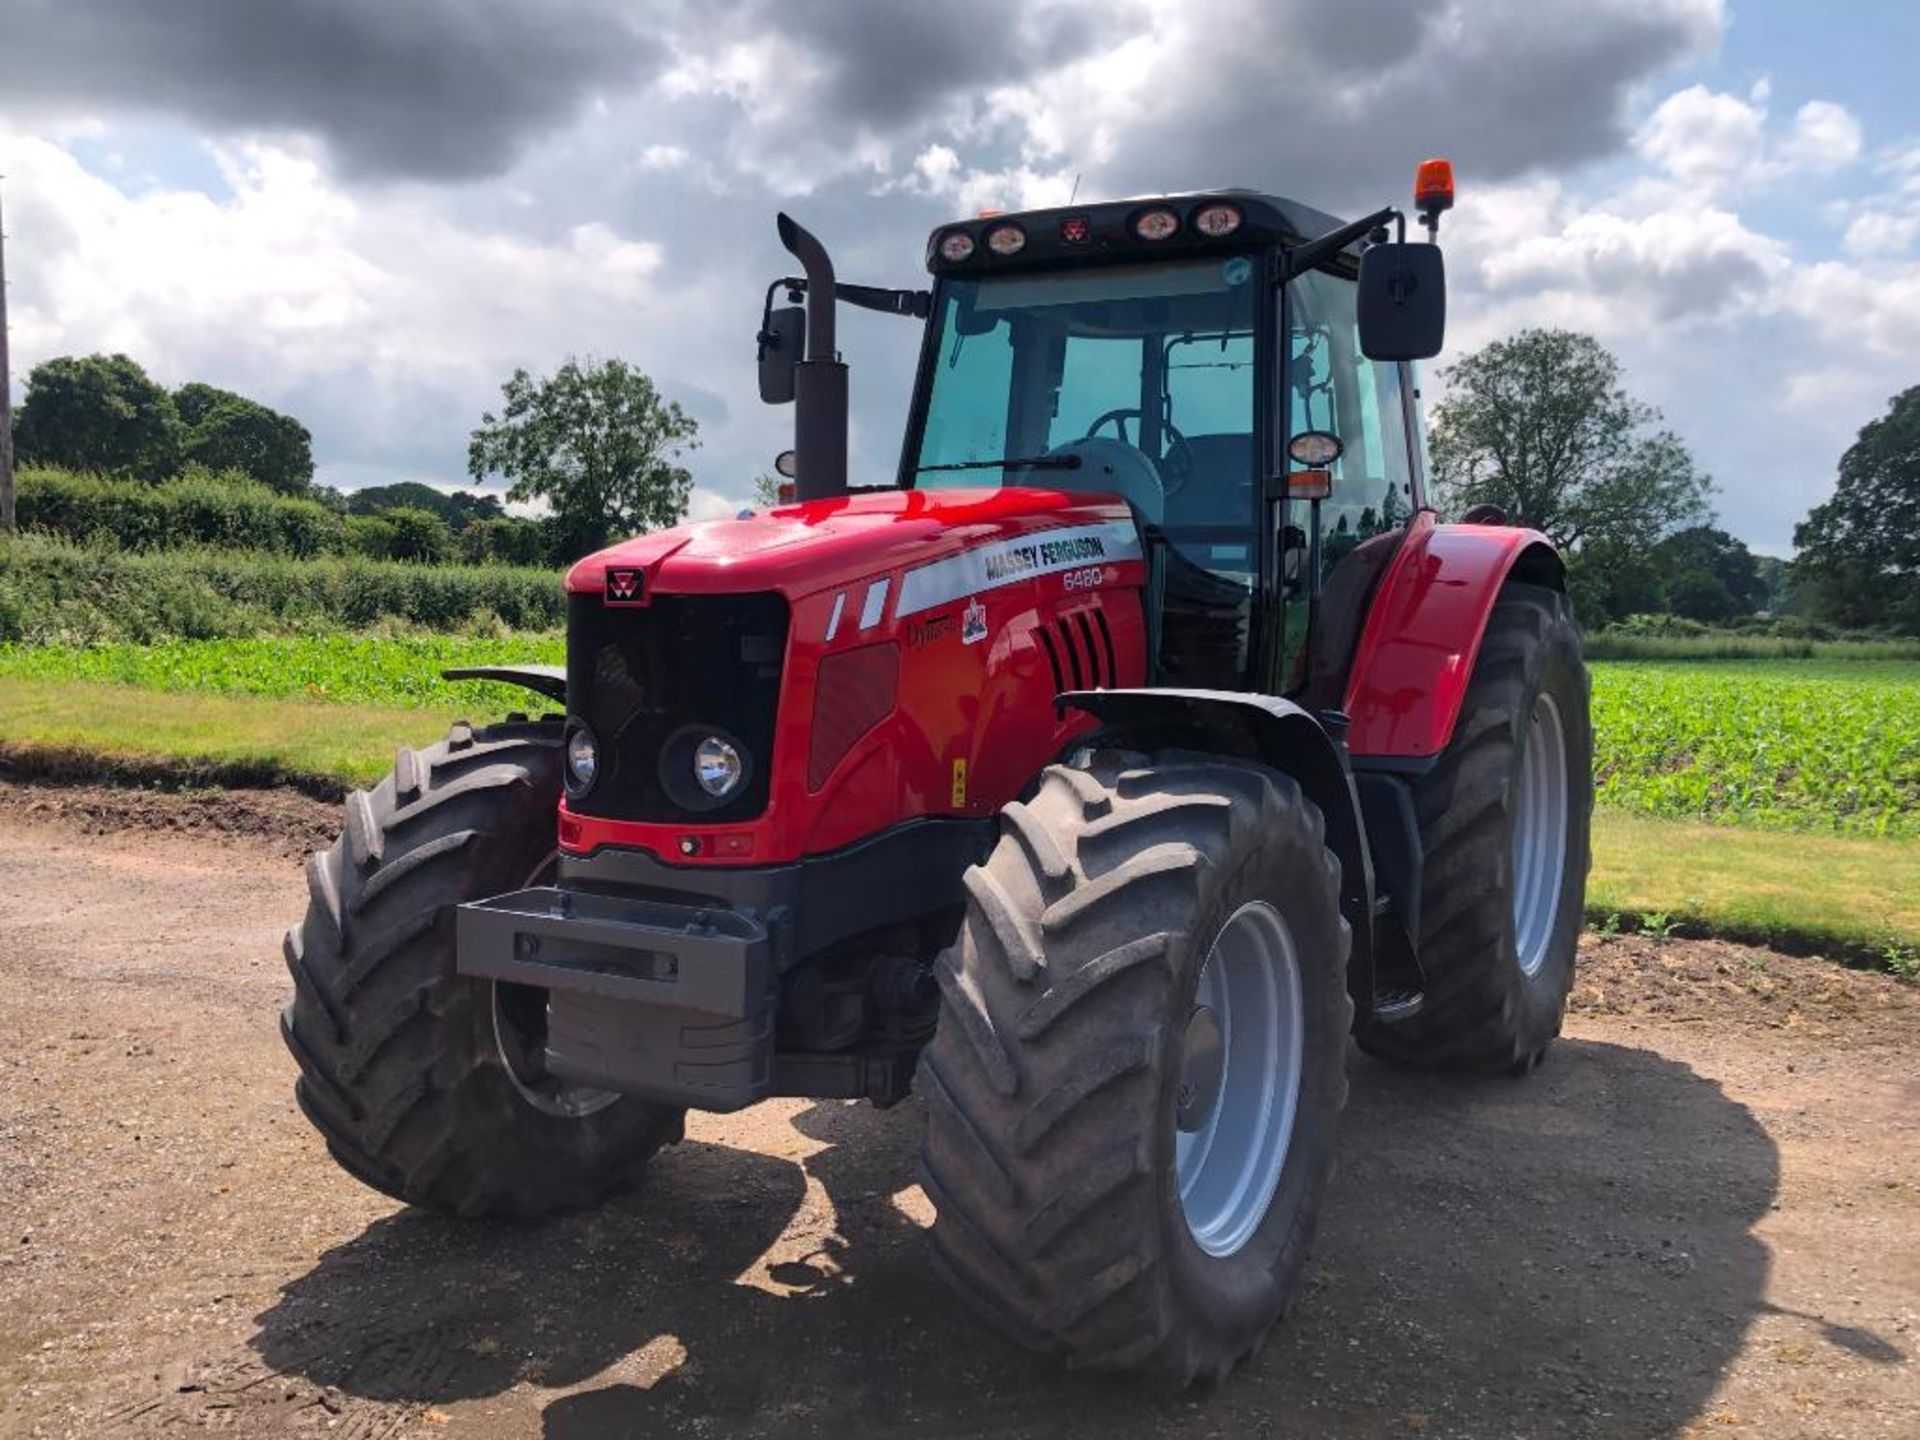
1588;809;1920;965
0;678;478;793
4;677;1916;967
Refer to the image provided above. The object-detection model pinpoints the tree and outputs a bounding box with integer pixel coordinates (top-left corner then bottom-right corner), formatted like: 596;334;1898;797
1793;385;1920;635
175;383;314;494
1649;526;1767;623
12;354;182;480
1429;330;1714;555
458;514;548;567
347;481;506;529
381;506;455;564
1564;535;1666;627
751;472;783;508
467;357;697;560
1752;554;1791;616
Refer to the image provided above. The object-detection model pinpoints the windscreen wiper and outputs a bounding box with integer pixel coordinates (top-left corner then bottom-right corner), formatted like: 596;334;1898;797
915;455;1084;474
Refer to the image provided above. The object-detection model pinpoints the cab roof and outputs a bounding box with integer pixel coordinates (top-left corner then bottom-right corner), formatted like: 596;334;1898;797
925;189;1354;277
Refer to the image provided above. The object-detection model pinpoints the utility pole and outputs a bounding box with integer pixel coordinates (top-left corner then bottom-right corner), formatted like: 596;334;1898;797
0;178;14;533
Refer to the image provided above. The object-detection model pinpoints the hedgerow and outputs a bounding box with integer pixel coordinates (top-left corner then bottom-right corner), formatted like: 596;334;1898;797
15;466;347;557
0;533;564;644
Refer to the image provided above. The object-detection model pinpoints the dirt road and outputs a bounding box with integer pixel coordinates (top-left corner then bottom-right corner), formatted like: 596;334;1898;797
1;781;1915;1439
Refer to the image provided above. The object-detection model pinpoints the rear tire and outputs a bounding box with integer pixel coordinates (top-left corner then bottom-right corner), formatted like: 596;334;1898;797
1359;583;1592;1072
918;752;1352;1387
281;718;682;1217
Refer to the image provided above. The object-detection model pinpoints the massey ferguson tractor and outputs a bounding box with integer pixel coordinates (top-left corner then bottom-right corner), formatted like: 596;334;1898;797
282;161;1592;1387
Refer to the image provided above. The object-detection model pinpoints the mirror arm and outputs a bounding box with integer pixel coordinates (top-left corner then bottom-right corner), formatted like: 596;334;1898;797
774;276;930;320
839;282;932;319
1282;206;1401;280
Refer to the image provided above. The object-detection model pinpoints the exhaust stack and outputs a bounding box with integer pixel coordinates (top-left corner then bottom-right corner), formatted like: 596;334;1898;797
776;213;849;502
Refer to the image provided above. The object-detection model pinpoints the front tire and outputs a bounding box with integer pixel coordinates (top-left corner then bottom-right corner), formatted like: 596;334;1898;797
280;718;682;1217
1359;583;1593;1072
918;752;1351;1387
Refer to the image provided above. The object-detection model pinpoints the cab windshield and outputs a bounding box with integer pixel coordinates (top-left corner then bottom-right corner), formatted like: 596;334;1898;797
906;257;1262;573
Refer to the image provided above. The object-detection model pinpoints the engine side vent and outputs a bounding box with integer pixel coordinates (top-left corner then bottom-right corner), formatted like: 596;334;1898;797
809;641;901;790
1035;603;1111;695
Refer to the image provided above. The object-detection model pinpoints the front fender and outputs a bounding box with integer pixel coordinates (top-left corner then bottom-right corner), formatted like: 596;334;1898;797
1061;688;1375;1024
1344;517;1564;758
440;664;567;705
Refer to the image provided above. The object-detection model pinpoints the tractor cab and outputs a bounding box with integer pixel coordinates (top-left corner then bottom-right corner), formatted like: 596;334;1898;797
761;183;1450;704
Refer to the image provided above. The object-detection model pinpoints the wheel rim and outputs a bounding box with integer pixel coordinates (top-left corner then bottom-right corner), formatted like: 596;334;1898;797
1174;901;1304;1259
1511;692;1570;978
489;852;621;1120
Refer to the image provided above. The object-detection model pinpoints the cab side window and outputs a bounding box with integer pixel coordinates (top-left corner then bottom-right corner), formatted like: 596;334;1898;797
1287;271;1414;583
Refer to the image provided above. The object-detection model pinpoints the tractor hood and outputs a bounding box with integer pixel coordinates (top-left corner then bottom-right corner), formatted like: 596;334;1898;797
566;486;1139;602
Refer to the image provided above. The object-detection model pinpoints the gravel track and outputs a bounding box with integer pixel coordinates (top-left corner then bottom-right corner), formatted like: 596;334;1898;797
1;780;1915;1439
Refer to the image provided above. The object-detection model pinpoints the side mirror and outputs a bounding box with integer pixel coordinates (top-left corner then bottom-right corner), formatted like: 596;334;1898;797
1357;242;1445;361
758;305;806;404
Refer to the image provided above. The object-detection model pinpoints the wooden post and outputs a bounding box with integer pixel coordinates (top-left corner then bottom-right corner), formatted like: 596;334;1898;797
0;179;14;533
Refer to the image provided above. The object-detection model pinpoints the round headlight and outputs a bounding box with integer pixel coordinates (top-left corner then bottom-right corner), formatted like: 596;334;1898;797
1133;207;1180;241
938;230;976;263
694;735;745;798
984;222;1027;256
1193;202;1243;238
565;723;597;791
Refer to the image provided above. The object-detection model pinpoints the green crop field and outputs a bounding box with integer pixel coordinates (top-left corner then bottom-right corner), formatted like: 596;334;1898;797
6;644;1918;836
3;640;1918;960
1590;660;1920;837
0;634;564;711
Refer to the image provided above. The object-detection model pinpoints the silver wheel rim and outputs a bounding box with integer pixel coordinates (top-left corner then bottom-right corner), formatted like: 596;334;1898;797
489;852;620;1120
1174;901;1304;1259
1511;692;1569;978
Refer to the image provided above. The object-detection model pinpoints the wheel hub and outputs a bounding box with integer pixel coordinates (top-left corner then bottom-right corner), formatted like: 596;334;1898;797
1511;691;1570;978
1176;1004;1225;1131
1173;900;1305;1259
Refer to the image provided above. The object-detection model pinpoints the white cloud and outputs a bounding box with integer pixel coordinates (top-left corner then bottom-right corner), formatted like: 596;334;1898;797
1780;100;1864;173
1843;209;1919;257
638;144;690;171
0;127;773;513
1634;85;1863;194
1636;85;1768;190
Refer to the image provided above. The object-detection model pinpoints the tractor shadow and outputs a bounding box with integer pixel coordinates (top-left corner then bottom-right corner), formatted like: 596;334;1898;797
253;1039;1792;1438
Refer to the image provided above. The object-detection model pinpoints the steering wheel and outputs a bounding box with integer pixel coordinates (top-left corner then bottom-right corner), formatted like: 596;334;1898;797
1083;409;1194;495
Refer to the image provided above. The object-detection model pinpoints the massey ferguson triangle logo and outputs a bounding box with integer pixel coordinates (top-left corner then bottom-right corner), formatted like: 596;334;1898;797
605;568;643;604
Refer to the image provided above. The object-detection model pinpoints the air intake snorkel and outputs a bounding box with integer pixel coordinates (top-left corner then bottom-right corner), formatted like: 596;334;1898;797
776;213;848;502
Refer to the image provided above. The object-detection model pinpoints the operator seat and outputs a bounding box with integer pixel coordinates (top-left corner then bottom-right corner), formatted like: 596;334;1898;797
1046;437;1165;527
1162;433;1255;530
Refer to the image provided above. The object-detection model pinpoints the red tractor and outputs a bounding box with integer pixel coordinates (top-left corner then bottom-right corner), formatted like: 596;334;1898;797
283;162;1591;1387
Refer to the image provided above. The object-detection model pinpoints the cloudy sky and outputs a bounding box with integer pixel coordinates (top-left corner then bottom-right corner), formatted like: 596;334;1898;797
1;0;1915;553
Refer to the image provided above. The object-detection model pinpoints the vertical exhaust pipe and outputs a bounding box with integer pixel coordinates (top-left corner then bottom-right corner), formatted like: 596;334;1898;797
776;213;849;502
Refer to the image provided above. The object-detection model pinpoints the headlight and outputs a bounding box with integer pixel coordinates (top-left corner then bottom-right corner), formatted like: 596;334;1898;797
565;722;597;792
659;724;754;813
694;735;745;798
1192;202;1243;238
984;222;1027;256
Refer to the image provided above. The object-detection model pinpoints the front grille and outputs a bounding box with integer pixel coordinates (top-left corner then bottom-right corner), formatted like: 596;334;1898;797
567;591;789;823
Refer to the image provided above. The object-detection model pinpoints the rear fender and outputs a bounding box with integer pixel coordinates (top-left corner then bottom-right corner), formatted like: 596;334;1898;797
1062;688;1375;1024
1344;518;1564;758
